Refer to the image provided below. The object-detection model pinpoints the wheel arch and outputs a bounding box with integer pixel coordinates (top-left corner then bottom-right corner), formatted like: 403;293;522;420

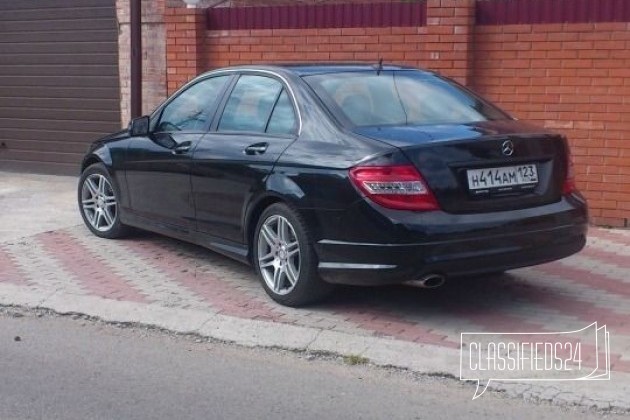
80;146;130;210
80;143;114;173
244;194;286;261
244;170;310;255
81;155;103;173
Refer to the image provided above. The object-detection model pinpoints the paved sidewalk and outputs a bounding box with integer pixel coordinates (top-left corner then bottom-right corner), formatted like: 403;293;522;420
1;172;630;410
0;172;79;241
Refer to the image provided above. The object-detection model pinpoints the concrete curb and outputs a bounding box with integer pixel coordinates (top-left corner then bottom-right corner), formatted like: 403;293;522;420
0;283;628;412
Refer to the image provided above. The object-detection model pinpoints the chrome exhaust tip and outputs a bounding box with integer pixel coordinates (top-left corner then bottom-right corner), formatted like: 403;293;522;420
406;274;446;289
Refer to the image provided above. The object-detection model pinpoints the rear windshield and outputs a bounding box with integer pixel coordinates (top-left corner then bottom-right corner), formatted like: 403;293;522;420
303;71;510;127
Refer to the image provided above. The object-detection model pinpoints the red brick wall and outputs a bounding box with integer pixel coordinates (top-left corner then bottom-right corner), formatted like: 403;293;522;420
228;0;394;5
205;26;427;69
165;6;207;94
162;0;630;227
203;0;474;84
474;22;630;227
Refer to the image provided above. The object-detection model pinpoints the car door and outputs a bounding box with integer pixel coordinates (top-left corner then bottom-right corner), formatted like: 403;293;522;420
192;73;299;243
124;75;232;234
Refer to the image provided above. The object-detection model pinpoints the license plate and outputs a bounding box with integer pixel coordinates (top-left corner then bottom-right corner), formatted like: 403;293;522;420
467;164;538;195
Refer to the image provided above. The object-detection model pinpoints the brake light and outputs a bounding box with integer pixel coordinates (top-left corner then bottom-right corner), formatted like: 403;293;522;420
349;165;440;211
562;144;577;195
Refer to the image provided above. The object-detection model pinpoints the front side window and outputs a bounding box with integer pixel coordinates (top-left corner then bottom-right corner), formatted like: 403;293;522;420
218;75;285;133
157;75;229;132
304;71;510;127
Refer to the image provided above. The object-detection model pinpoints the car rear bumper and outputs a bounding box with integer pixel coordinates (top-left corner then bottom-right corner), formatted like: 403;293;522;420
314;194;588;285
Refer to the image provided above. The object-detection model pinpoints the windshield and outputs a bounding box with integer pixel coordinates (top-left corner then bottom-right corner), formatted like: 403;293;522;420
304;71;510;127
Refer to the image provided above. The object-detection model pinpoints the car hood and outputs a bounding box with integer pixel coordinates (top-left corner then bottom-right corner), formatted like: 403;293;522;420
353;119;555;148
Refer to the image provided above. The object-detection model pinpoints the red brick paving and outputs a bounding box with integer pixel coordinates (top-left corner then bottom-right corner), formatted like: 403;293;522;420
1;226;629;373
579;247;630;271
515;283;630;335
37;231;148;303
0;246;28;286
588;229;630;245
541;262;630;297
120;236;285;320
346;311;457;348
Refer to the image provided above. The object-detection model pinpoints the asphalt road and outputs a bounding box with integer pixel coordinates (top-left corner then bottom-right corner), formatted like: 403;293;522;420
0;311;620;420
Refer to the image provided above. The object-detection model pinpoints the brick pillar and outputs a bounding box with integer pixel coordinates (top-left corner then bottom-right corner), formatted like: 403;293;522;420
165;5;206;94
116;0;167;126
425;0;475;86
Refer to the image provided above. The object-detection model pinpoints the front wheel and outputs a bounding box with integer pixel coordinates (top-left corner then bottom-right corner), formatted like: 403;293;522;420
253;203;333;307
78;163;129;239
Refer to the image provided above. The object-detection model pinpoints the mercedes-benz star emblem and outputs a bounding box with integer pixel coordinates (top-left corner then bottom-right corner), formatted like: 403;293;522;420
501;140;514;156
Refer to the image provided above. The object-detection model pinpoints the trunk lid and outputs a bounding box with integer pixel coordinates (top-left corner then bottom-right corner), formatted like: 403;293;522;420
354;120;568;213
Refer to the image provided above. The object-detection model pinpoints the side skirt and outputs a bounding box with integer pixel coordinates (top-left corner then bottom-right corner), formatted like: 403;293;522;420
120;209;251;266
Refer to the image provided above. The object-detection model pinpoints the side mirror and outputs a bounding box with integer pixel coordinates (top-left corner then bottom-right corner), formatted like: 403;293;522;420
129;115;150;137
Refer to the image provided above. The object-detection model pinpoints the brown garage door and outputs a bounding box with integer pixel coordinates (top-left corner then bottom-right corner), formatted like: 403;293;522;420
0;0;121;175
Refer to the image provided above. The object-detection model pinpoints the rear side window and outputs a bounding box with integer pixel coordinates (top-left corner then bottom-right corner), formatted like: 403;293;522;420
157;75;229;132
266;90;297;135
219;75;283;133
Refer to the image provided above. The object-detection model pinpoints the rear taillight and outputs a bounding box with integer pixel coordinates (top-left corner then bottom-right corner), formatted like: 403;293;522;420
562;143;577;195
349;165;440;211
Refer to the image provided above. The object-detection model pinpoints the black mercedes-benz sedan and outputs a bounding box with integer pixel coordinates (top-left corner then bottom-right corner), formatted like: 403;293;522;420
78;64;588;306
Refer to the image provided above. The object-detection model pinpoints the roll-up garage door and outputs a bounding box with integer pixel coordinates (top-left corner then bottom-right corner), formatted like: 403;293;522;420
0;0;121;174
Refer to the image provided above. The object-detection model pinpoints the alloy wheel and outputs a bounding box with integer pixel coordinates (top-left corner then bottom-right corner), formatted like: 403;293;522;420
257;215;301;295
81;174;117;232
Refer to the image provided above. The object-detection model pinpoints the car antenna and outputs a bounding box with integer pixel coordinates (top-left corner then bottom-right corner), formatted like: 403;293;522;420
375;58;383;76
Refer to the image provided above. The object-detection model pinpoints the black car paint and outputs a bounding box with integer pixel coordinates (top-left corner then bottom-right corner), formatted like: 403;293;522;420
82;67;390;261
355;121;568;213
81;64;588;285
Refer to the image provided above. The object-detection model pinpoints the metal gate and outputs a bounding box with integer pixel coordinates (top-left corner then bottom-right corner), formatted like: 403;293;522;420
0;0;121;174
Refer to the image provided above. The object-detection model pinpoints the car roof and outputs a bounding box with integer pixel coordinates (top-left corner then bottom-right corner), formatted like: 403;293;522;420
201;63;433;77
277;63;423;76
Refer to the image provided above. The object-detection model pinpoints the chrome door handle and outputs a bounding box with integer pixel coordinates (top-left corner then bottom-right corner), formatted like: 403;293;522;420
244;143;268;155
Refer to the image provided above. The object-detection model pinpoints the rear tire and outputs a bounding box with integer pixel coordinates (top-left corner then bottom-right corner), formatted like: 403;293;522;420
78;163;129;239
253;203;334;307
